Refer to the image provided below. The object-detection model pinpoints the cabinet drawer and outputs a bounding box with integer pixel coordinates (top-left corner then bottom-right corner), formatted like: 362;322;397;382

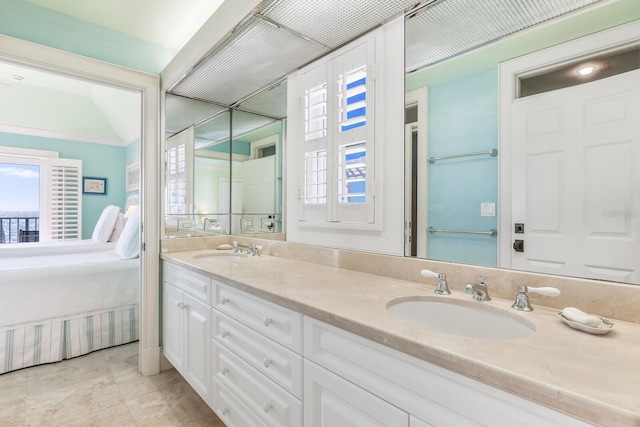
213;310;303;399
212;378;269;427
212;342;302;427
164;262;210;303
214;283;302;353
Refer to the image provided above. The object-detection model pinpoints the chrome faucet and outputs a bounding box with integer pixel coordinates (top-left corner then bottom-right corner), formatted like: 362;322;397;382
511;285;560;311
464;276;491;301
421;270;450;295
232;241;260;256
433;273;450;295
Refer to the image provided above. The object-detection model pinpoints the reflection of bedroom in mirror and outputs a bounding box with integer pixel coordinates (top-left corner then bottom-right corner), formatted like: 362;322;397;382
0;60;143;374
404;1;640;285
164;83;285;238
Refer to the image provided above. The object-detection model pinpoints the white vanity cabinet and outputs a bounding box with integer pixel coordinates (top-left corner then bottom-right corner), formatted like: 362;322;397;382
162;263;212;402
303;317;592;427
211;281;303;427
162;260;594;427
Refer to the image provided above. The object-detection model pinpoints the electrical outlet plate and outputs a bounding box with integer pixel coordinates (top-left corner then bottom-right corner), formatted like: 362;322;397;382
481;203;495;217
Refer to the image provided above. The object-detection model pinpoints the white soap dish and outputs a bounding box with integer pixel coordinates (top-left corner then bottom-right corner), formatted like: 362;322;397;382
557;312;614;335
216;244;233;250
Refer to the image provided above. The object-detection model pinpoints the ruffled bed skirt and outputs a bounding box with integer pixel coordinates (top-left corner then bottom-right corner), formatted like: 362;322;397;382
0;304;138;374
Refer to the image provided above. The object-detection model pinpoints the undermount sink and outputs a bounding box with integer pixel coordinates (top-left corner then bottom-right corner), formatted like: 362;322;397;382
387;297;535;339
193;252;250;259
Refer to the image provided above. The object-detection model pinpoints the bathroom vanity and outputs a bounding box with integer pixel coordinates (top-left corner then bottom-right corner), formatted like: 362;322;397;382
161;249;640;426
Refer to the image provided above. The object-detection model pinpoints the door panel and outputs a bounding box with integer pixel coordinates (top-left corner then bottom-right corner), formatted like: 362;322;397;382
183;293;211;400
511;70;639;283
162;283;184;372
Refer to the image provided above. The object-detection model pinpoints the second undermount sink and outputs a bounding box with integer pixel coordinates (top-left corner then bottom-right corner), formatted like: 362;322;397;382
193;252;250;260
387;297;535;339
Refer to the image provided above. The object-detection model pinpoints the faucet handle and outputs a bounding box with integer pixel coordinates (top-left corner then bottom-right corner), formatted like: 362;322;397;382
526;286;561;297
420;269;439;278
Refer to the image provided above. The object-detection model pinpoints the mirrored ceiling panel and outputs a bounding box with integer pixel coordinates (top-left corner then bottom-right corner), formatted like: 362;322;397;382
405;0;604;72
232;110;278;139
194;111;231;149
170;16;329;106
236;80;287;119
165;94;227;137
258;0;417;48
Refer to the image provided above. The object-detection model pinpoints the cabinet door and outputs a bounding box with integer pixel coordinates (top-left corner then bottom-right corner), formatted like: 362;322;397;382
163;283;184;372
304;360;408;427
183;292;211;400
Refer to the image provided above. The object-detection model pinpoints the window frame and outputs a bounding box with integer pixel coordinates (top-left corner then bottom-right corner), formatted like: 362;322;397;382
293;31;380;229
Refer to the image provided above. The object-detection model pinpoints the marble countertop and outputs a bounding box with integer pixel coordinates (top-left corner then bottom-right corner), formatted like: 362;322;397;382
161;250;640;426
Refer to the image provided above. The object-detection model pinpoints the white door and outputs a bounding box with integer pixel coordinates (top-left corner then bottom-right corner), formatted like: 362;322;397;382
511;70;640;283
243;156;276;214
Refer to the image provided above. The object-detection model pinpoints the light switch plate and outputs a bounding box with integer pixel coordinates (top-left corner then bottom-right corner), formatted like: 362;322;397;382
481;203;496;217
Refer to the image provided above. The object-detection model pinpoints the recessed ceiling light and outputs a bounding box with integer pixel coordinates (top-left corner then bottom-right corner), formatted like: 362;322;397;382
577;65;596;76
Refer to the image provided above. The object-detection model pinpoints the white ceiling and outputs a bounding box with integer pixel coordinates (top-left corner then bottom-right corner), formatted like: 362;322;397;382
24;0;225;52
1;0;227;146
0;61;141;146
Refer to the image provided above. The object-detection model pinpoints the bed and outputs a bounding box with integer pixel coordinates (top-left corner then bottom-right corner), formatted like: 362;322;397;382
0;205;140;374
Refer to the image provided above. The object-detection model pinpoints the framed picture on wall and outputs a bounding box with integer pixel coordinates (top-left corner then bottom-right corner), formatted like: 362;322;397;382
83;177;107;194
126;162;140;192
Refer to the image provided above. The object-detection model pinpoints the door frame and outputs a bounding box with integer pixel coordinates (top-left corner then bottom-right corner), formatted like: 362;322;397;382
498;20;640;269
0;35;161;375
405;87;428;258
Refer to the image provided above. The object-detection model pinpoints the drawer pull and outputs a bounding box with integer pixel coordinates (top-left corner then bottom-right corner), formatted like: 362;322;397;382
221;407;229;416
221;368;229;376
263;402;273;413
263;358;273;368
182;304;189;310
263;317;273;327
175;301;183;309
221;330;230;338
221;297;230;305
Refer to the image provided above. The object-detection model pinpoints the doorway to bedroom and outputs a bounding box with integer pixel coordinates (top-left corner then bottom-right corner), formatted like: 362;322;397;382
0;58;144;374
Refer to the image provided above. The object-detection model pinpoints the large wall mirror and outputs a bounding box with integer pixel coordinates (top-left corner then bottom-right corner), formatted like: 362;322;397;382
164;83;285;238
404;0;640;285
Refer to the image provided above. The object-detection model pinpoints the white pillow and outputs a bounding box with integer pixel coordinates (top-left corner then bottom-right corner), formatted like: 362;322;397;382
115;205;140;259
108;213;126;242
92;205;121;242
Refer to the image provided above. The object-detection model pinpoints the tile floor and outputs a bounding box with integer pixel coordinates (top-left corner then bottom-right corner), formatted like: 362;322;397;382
0;342;225;426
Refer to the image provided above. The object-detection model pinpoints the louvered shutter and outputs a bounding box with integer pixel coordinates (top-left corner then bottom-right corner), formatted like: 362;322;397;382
166;126;195;216
49;158;82;240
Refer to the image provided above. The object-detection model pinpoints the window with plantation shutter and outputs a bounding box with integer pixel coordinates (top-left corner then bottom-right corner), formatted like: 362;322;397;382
0;147;82;242
166;126;195;216
49;158;82;240
295;34;377;227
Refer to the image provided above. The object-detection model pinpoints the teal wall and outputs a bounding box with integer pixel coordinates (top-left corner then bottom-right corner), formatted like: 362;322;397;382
0;132;128;239
0;0;174;74
427;67;498;266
